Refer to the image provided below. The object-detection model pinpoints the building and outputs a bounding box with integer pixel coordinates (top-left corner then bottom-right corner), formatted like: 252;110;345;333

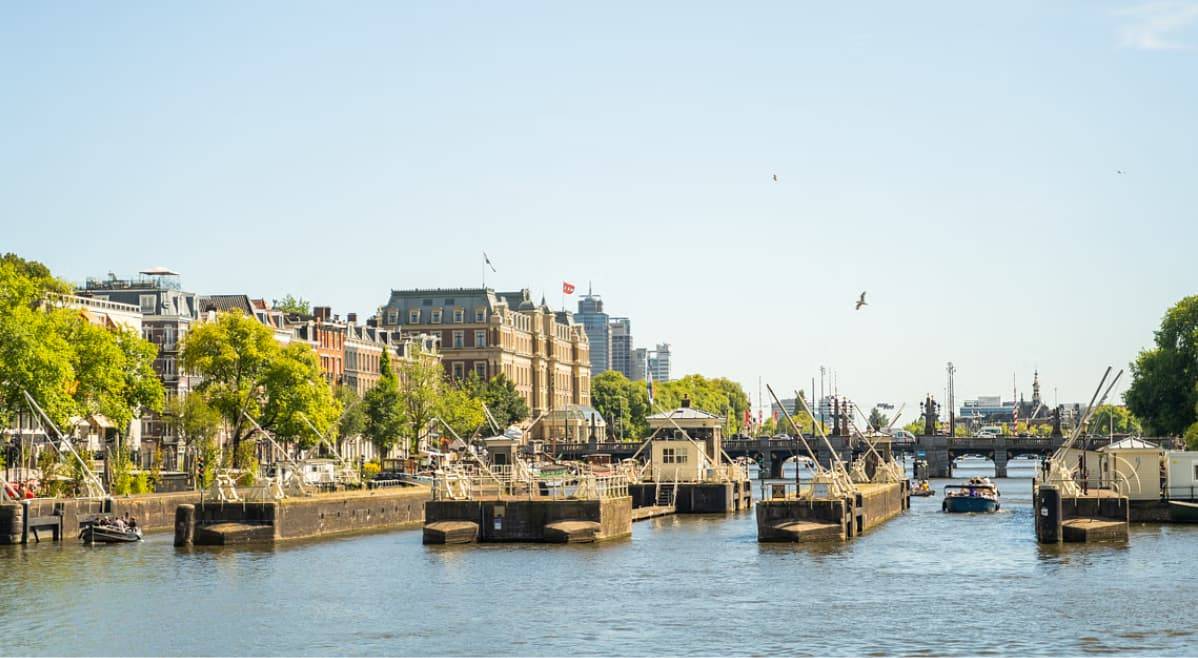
375;288;591;430
648;343;671;383
630;347;649;382
575;288;611;376
610;317;632;379
76;268;199;467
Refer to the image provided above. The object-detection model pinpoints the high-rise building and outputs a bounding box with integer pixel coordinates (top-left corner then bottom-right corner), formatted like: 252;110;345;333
610;317;632;379
648;343;671;383
630;348;649;381
575;288;610;375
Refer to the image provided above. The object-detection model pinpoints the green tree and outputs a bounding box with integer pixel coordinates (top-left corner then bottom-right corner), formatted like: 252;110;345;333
272;294;311;316
180;310;335;463
867;407;890;431
333;385;366;452
467;373;529;430
363;350;404;460
1126;296;1198;436
439;383;486;443
1087;405;1143;436
397;356;444;454
654;374;752;435
590;371;650;440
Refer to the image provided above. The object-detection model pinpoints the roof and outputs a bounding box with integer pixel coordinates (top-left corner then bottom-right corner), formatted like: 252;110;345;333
545;404;606;424
1098;437;1160;451
198;294;255;315
647;407;722;420
139;266;180;276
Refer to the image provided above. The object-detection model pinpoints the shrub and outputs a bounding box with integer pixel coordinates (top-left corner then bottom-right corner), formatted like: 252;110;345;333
363;460;381;479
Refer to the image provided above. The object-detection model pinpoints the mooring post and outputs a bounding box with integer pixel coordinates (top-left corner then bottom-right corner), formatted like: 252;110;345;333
20;499;30;545
175;504;195;546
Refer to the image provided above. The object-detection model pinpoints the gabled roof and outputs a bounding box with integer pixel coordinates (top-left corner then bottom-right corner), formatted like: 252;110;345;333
198;294;254;315
1099;437;1160;451
647;407;721;420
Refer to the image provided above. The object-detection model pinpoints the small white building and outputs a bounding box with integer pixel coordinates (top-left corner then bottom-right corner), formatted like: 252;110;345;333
1165;451;1198;499
645;399;724;483
1098;438;1164;501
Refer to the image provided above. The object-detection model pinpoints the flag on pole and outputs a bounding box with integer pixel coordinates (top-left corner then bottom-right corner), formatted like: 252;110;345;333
562;281;575;295
483;252;496;272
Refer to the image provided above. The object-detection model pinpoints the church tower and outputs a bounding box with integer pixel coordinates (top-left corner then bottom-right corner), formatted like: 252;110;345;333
1032;370;1042;407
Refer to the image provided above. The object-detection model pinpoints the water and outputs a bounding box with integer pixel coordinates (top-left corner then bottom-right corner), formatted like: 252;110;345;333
4;459;1198;656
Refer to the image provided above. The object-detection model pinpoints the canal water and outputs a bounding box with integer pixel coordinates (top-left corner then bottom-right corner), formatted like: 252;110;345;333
4;459;1198;656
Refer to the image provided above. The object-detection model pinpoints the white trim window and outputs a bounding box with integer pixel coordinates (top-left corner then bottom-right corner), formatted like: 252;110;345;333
431;310;442;324
474;362;487;378
139;294;156;315
474;330;486;347
453;309;464;324
475;308;486;322
452;331;464;348
452;362;465;380
408;309;419;324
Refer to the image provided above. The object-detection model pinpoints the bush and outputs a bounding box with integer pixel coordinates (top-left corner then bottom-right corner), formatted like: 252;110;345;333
131;471;151;495
363;460;381;479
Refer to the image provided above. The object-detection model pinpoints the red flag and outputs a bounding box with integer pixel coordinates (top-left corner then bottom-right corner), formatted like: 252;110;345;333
562;281;575;295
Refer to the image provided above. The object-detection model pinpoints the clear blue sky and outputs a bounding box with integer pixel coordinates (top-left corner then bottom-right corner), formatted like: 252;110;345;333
3;2;1196;419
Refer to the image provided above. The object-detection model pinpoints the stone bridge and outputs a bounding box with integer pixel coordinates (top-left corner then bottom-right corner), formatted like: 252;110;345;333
545;435;1137;479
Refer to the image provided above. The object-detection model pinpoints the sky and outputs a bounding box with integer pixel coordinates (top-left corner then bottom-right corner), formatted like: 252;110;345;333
2;2;1197;421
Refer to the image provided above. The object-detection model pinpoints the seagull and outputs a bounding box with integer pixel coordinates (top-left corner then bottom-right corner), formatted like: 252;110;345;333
772;174;778;182
855;291;868;310
1116;170;1126;175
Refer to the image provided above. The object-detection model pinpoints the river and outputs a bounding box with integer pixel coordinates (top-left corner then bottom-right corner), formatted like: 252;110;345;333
3;458;1197;656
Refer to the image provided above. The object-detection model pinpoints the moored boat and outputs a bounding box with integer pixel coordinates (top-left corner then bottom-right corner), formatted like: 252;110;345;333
1168;499;1198;522
942;477;1000;513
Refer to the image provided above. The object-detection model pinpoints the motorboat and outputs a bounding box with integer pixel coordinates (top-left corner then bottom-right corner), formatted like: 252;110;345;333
942;476;1000;513
79;516;143;544
911;480;935;497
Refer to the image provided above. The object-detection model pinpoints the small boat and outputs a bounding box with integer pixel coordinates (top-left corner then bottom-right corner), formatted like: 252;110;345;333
911;480;936;497
79;517;143;544
942;477;1000;513
1168;499;1198;523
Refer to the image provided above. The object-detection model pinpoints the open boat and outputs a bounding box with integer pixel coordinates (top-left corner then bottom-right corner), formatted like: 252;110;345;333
942;477;1000;513
80;517;143;544
1168;499;1198;523
911;480;935;497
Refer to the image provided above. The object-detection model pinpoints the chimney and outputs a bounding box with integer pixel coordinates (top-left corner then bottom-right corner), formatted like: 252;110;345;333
347;313;358;324
314;306;331;321
681;396;691;409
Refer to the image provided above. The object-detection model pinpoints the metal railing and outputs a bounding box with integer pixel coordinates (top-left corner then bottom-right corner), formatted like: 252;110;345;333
432;467;630;502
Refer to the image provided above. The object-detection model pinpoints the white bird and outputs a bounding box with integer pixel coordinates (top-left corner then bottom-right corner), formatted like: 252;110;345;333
855;291;868;310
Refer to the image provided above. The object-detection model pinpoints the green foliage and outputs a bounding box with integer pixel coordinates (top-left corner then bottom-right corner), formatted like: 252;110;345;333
903;420;925;436
132;471;151;495
439;383;485;442
198;437;220;488
165;393;222;447
109;446;134;496
466;373;529;430
181;310;338;463
1086;405;1142;436
236;441;259;486
398;356;445;454
591;370;650;440
654;374;751;435
1185;422;1198;451
334;385;366;447
363;350;405;459
867;407;889;431
272;294;311;316
1126;296;1198;436
0;255;163;438
38;450;69;498
362;460;381;479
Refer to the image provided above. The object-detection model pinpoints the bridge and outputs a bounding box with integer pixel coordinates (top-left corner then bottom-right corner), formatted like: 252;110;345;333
545;435;1147;479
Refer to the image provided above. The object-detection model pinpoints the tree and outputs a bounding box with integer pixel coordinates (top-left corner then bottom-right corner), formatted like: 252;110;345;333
591;371;650;440
180;310;335;463
438;383;486;443
333;385;366;451
363;350;404;460
466;373;529;430
868;407;890;432
165;393;221;452
1086;405;1142;436
1126;295;1198;436
654;374;752;435
397;356;444;454
272;294;311;316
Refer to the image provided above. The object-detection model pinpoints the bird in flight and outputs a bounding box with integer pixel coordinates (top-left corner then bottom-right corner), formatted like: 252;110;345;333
772;174;778;182
1117;170;1126;175
855;291;868;310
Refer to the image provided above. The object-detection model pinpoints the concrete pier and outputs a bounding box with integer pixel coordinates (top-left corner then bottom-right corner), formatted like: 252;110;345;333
174;485;430;546
628;481;751;514
423;497;632;544
1034;484;1129;543
2;491;206;544
756;481;909;542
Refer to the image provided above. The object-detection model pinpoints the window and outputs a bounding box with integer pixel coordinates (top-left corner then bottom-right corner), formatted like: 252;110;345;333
475;309;486;322
475;362;487;378
662;448;676;464
452;331;464;348
431;310;442;324
452;362;464;380
388;310;399;325
422;299;433;306
474;330;486;347
407;310;419;323
139;294;156;315
453;309;464;323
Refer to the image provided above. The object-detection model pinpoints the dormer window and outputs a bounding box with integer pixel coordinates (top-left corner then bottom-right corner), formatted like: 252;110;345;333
453;309;464;323
475;309;485;323
431;310;442;324
388;310;399;325
408;310;419;323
